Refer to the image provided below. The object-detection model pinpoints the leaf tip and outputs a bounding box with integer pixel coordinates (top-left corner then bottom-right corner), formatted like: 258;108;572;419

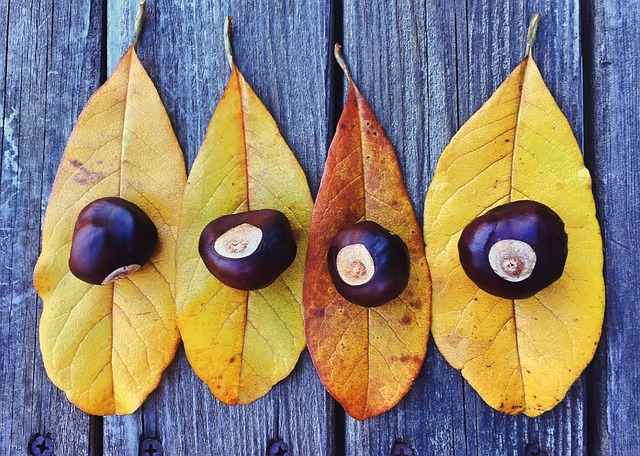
525;13;541;57
224;15;234;69
334;43;353;82
133;0;146;49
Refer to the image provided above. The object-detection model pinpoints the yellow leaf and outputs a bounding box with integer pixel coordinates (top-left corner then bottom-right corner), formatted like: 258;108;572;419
175;56;313;404
424;50;604;416
33;47;186;415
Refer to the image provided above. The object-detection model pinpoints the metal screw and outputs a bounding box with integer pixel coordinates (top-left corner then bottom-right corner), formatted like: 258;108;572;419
140;438;163;456
29;433;54;456
524;431;548;456
391;441;415;456
268;439;289;456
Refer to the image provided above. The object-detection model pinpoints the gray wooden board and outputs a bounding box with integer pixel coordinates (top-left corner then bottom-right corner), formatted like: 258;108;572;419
584;0;640;454
2;0;640;454
342;0;586;454
102;1;334;455
0;0;103;454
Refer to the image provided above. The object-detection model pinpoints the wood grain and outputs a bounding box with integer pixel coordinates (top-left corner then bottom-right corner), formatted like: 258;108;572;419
0;0;103;454
583;0;640;454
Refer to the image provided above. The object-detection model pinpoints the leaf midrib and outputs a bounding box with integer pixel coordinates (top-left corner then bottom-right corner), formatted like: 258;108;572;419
233;66;251;402
509;55;532;412
110;47;136;411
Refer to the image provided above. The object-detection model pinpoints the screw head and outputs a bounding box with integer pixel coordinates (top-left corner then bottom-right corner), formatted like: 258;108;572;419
268;439;289;456
391;441;414;456
29;433;54;456
140;438;163;456
524;431;548;456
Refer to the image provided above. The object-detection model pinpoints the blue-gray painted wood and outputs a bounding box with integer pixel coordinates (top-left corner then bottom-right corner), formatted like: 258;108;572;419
1;0;638;454
0;0;103;454
583;0;640;455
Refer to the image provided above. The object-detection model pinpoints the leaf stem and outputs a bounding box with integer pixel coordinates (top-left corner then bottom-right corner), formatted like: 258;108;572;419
133;0;146;49
224;16;234;68
334;44;352;82
525;13;541;56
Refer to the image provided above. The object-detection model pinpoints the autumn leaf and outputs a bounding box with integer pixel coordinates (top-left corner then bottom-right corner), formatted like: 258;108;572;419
33;40;187;414
175;18;313;405
423;16;604;417
303;45;431;420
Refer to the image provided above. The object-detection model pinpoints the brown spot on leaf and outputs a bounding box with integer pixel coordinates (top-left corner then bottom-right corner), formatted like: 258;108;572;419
400;315;412;325
72;165;105;186
446;334;462;348
396;354;421;364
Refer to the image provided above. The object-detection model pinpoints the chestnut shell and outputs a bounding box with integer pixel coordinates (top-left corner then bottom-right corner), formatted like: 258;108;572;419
68;197;158;285
328;221;410;307
198;209;297;291
458;200;568;299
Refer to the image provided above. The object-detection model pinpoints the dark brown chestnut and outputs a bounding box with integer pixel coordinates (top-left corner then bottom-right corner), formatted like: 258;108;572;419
328;221;410;307
198;209;297;291
458;200;568;299
68;197;158;285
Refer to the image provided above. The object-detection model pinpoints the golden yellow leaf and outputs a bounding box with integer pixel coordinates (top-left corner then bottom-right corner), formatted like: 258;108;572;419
175;24;313;405
33;46;186;415
424;43;604;416
304;47;431;420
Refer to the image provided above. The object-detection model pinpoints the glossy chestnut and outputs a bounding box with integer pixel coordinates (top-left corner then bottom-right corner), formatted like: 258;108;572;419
198;209;297;290
328;221;410;307
458;200;568;299
68;197;158;285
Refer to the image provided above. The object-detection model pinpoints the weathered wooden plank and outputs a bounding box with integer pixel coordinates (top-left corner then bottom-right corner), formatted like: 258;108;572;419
103;1;334;454
583;1;640;455
0;0;103;454
342;0;587;454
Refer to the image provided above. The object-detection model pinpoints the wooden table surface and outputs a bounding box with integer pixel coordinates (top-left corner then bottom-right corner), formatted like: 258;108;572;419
1;0;638;454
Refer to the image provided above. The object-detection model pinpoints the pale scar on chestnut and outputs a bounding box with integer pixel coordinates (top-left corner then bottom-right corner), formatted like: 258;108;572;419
214;223;263;259
488;239;536;282
335;243;375;286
